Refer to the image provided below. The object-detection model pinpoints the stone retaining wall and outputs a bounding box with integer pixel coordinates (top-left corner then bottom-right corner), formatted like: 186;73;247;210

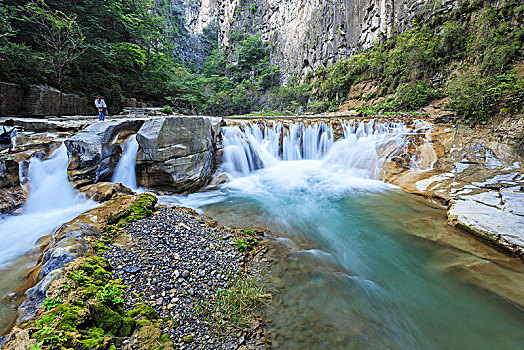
0;82;90;117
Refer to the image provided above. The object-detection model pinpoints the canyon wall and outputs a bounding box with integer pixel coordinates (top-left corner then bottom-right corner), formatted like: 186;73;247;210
180;0;457;79
0;83;90;117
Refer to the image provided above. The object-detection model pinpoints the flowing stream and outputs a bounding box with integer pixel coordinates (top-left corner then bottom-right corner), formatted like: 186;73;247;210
0;145;95;334
174;121;524;349
112;134;139;191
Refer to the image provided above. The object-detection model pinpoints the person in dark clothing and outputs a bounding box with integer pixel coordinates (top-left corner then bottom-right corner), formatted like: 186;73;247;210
0;119;17;154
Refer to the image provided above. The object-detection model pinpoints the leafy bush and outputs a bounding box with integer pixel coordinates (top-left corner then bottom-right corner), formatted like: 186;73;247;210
233;238;257;252
160;105;174;114
394;81;442;111
202;32;280;115
446;71;501;123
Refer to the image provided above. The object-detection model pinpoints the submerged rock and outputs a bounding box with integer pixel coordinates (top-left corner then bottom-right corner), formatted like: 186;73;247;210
448;188;524;260
135;116;223;192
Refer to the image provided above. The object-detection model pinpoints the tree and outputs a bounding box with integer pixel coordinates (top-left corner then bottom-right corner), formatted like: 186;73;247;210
23;0;84;116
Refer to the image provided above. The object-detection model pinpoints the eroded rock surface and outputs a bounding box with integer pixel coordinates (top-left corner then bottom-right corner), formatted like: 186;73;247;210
80;182;134;202
65;120;144;185
136;116;223;192
380;116;524;259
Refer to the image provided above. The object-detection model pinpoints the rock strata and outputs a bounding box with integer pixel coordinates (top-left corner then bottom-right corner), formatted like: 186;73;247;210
136;116;223;192
181;0;457;80
65;120;144;184
0;82;89;117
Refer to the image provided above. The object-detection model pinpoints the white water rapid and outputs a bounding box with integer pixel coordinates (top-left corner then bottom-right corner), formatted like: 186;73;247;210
174;119;524;349
0;145;95;270
221;120;408;182
112;134;139;191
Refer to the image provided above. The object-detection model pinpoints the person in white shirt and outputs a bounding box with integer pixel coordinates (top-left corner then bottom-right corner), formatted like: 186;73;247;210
94;97;108;121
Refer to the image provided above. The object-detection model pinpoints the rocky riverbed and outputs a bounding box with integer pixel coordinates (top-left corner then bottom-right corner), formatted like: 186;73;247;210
101;206;269;349
0;192;271;350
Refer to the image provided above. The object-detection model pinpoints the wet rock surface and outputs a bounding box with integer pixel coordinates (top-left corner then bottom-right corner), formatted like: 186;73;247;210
102;207;265;349
80;182;135;202
65;119;145;184
0;186;26;214
136;116;223;192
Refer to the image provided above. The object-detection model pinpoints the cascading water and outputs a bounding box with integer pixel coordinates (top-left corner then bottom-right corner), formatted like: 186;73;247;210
221;120;406;181
0;145;96;333
0;145;95;268
112;134;139;191
174;119;524;349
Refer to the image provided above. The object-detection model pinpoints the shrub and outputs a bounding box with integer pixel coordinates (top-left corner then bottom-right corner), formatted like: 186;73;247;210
394;81;442;111
446;71;501;123
160;105;174;114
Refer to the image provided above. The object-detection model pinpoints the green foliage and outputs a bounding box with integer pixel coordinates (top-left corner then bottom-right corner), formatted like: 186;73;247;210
243;228;255;236
22;0;85;98
43;297;62;311
1;0;188;110
214;273;269;328
394;82;442;111
160;105;174;114
232;238;257;252
97;280;127;308
2;0;521;120
202;32;280;115
446;71;502;123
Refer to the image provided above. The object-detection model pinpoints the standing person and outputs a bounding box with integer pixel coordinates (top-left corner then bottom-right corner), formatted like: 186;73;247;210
94;96;108;121
0;119;17;154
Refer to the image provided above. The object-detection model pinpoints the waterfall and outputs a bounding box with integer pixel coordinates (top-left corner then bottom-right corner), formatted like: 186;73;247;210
221;120;407;181
24;145;79;213
0;145;95;269
112;134;139;190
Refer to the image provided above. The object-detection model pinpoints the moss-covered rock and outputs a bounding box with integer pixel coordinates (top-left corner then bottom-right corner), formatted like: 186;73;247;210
104;194;157;239
16;209;175;349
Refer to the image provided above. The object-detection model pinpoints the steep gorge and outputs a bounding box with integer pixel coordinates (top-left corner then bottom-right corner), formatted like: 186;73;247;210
178;0;457;79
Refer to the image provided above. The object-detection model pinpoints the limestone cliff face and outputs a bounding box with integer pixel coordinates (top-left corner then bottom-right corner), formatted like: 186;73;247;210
180;0;457;79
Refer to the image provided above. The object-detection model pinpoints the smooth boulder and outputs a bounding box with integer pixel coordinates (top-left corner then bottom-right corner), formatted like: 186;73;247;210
65;120;144;184
136;116;222;191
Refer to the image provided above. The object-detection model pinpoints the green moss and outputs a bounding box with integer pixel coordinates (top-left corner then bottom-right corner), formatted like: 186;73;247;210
23;194;172;349
120;317;137;337
54;304;88;332
104;194;157;239
96;241;110;254
79;327;108;348
181;334;194;343
93;302;133;336
127;303;159;321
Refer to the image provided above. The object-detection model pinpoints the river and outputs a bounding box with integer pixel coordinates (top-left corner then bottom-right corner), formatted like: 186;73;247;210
172;120;524;349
